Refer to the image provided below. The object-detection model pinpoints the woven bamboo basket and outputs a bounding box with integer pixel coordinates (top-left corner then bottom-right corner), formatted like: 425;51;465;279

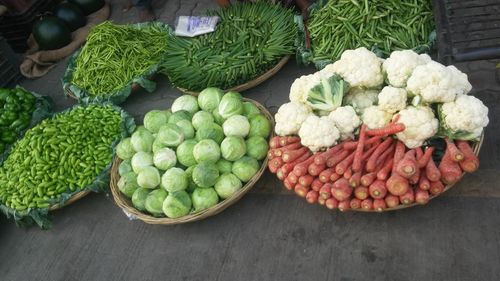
48;190;91;211
177;56;290;96
109;98;274;224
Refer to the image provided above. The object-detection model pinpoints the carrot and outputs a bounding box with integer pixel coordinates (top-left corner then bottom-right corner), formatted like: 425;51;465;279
377;158;394;181
385;195;400;208
311;178;324;192
280;152;312;176
430;181;445;196
366;138;393;172
343;136;381;150
268;160;280;174
354;186;369;200
269;136;281;148
417;147;434;168
274;142;302;157
319;184;332;199
292;154;316;177
336;151;355;175
282;147;309;163
425;158;441;182
439;149;462;185
399;188;415;205
375;143;395;167
415;189;429;204
349;171;362;187
270;157;284;171
352;124;367;172
418;171;430;191
294;184;309;197
366;122;405;136
350;198;362;209
267;149;276;159
362;144;379;161
415;147;423;160
369;180;387;199
361;198;373;210
283;178;295;190
287;173;298;184
361;172;377;187
457;141;480;173
392;140;407;172
445;138;464;162
338;200;350;212
396;149;418;178
373;199;387;212
306;190;319;204
308;162;326;176
386;174;409;196
314;144;343;165
331;178;352;201
298;174;314;187
330;172;341;182
279;136;300;147
325;198;339;210
343;167;353;179
318;197;326;206
319;168;335;183
276;167;290;181
326;149;350;168
408;166;420;185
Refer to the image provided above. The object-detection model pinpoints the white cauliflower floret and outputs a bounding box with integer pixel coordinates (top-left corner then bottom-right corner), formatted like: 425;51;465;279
274;102;312;136
406;61;472;103
289;73;321;104
395;106;438;148
321;47;384;88
298;115;340;152
343;88;379;114
328;106;361;140
378;86;407;113
440;95;489;139
362;106;392;129
382;50;431;87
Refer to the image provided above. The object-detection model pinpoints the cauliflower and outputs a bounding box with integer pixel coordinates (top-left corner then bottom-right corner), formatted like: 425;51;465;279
321;47;384;88
406;61;472;103
328;106;361;140
274;102;312;136
382;50;431;87
343;87;379;113
439;95;489;140
362;106;392;129
298;115;340;152
395;106;438;148
377;86;407;113
289;73;321;104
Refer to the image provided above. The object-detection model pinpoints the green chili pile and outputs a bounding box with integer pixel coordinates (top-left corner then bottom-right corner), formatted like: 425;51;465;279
71;21;168;97
309;0;434;62
162;1;296;92
0;105;123;211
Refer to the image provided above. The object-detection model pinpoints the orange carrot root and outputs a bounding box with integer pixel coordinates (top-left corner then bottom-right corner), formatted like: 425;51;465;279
415;189;429;204
366;138;393;172
350;198;362;209
373;199;387;212
349;171;362;187
308;162;326;176
439;149;462;185
366;123;405;136
282;147;309;162
338;200;350;212
294;184;310;197
369;180;387;199
430;180;445;196
311;178;324;192
457;141;480;173
385;195;400;208
425;158;441;182
445;138;465;162
354;186;369;200
417;147;435;168
325;198;339;210
319;184;332;199
418;171;430;191
298;174;314;187
319;168;335;183
326;150;350;167
396;149;418;178
360;172;377;187
279;136;300;147
306;190;319;204
331;178;352;201
352;124;367;172
400;188;415;205
361;198;373;210
269;136;281;148
386;173;409;196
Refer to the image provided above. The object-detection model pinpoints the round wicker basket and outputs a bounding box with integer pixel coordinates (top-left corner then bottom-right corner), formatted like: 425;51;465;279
48;190;91;211
177;56;290;96
109;98;274;224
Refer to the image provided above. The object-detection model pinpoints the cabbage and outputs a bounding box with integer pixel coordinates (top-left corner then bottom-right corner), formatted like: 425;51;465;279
157;123;184;147
137;166;161;189
145;189;168;217
192;111;214;130
198;87;223;112
135;125;148;133
214;173;242;199
245;136;269;160
224;91;242;100
131;151;153;173
193;139;221;163
168;110;192;124
185;166;201;193
232;156;260;182
215;159;232;174
176;140;198;167
144;110;171;133
195;123;224;144
152;139;166;154
223;115;250;137
161;167;188;192
212;108;225;125
132;187;151;211
221;136;246;161
242;101;261;118
118;159;133;176
192;162;220;187
173;119;195;140
118;172;140;197
192;187;219;212
171;95;199;114
153;147;177;170
218;95;243;119
131;129;155;152
116;138;135;159
162;190;192;218
248;114;271;138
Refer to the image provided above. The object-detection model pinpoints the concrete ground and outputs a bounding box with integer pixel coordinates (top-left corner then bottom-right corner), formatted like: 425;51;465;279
1;1;500;280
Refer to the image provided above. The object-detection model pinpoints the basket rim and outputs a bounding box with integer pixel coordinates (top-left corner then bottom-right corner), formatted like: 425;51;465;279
176;55;290;96
109;98;275;224
48;190;91;211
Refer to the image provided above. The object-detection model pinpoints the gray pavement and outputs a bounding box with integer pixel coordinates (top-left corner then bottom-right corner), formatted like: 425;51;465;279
2;1;500;280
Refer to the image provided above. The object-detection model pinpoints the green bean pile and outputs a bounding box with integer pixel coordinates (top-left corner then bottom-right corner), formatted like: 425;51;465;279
72;21;168;97
309;0;434;62
0;105;123;211
162;1;296;92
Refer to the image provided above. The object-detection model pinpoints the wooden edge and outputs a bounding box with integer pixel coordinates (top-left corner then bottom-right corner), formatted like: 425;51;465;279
177;56;290;96
109;98;275;224
48;190;91;211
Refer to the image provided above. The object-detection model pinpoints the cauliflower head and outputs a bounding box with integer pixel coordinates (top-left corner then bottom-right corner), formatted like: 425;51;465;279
395;106;438;148
322;47;384;88
440;95;489;139
406;61;471;103
382;50;431;87
274;102;312;136
289;73;321;104
378;86;408;114
343;87;379;113
362;106;392;129
298;115;340;152
328;106;361;140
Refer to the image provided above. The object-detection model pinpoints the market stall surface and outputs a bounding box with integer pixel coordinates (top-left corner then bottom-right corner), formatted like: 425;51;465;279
2;1;500;280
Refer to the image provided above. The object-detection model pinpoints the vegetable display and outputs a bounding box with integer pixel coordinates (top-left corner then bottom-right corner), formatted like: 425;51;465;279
162;1;296;92
0;104;133;227
271;47;488;211
114;89;271;219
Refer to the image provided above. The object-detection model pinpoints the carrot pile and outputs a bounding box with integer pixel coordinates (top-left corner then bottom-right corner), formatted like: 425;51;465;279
268;129;480;212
